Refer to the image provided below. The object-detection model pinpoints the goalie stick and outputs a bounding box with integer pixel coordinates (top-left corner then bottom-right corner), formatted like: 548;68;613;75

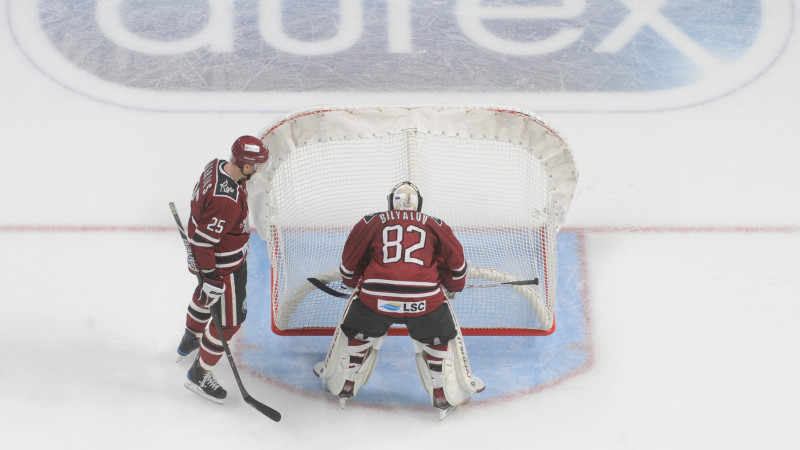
307;277;350;298
465;278;539;288
307;276;539;298
169;202;282;423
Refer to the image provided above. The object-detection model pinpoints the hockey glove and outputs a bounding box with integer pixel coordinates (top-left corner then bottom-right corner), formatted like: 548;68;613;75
195;277;225;308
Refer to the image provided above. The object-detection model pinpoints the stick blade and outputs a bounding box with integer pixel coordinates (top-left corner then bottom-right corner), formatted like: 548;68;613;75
245;395;282;422
506;278;539;286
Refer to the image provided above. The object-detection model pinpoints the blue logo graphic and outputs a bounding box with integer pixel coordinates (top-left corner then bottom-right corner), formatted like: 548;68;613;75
379;302;402;312
8;0;793;111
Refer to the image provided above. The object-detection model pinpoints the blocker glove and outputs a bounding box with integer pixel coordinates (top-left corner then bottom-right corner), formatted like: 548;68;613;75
195;277;225;308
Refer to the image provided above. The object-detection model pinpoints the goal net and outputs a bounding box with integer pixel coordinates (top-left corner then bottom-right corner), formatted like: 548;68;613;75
248;105;577;336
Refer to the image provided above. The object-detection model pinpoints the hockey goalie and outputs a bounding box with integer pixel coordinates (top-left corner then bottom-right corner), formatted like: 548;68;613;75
313;182;485;419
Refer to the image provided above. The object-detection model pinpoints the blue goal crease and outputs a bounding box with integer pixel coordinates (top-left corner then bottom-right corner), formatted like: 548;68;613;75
240;231;589;406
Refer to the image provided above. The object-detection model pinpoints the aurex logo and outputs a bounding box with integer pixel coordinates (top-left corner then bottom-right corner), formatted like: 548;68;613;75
8;0;793;111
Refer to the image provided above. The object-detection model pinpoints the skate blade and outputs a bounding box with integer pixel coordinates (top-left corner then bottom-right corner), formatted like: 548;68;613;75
338;397;348;410
184;381;225;405
439;405;458;420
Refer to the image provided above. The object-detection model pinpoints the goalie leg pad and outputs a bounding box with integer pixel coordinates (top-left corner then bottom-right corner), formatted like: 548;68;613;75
316;326;386;399
412;334;484;408
412;339;434;394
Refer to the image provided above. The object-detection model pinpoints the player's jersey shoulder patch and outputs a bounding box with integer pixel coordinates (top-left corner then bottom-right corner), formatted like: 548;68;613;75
213;162;240;202
427;215;443;226
362;212;381;224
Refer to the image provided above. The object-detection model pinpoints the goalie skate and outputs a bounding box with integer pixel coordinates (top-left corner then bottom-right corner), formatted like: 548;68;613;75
433;387;457;420
438;404;458;421
314;362;356;409
338;381;355;409
314;326;385;405
413;328;485;415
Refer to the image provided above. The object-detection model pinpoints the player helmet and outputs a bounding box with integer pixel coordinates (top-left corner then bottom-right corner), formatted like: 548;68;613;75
387;181;423;212
230;135;269;170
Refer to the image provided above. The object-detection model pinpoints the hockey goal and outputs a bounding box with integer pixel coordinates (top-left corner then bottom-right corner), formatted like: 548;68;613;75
248;105;577;336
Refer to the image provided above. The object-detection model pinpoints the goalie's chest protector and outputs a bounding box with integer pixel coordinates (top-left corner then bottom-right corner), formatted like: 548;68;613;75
342;210;461;318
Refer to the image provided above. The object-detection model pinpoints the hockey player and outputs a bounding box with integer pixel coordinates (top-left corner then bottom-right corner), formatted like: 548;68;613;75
176;135;269;403
313;181;484;419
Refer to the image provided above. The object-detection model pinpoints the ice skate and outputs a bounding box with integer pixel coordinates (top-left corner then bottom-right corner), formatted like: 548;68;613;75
432;387;457;420
337;381;355;409
439;405;458;420
176;328;200;362
314;361;350;409
184;358;227;404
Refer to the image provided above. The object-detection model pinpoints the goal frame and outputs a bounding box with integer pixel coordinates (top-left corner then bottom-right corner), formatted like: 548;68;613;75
247;105;577;337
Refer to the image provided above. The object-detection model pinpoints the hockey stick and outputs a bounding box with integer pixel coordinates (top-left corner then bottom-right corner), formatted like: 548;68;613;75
464;278;539;289
307;276;539;297
169;202;281;422
307;277;349;298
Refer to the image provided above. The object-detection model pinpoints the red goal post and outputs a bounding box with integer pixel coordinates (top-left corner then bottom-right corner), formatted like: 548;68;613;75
247;105;577;336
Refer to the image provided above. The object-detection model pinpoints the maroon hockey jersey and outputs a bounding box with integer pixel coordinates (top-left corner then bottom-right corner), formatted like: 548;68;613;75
340;210;467;318
187;159;251;278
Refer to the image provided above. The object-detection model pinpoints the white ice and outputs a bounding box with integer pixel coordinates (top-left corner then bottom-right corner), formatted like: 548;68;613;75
1;2;799;449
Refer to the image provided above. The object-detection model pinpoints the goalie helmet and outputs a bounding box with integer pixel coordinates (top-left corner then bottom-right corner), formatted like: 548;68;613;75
388;181;423;212
230;135;269;169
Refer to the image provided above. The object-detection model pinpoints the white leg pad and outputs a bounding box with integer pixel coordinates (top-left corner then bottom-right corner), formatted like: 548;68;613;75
316;326;385;398
348;334;384;397
413;333;484;407
450;333;485;398
412;340;434;394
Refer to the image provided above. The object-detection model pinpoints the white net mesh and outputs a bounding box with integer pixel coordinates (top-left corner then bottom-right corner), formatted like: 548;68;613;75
248;105;577;336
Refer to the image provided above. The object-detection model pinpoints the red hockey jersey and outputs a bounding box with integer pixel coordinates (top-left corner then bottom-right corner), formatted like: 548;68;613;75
340;210;467;318
187;159;251;278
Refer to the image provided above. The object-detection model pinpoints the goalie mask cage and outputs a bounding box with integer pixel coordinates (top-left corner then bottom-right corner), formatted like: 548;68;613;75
248;105;577;337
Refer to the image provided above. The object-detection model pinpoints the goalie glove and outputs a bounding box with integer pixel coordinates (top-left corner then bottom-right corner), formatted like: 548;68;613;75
195;277;225;308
